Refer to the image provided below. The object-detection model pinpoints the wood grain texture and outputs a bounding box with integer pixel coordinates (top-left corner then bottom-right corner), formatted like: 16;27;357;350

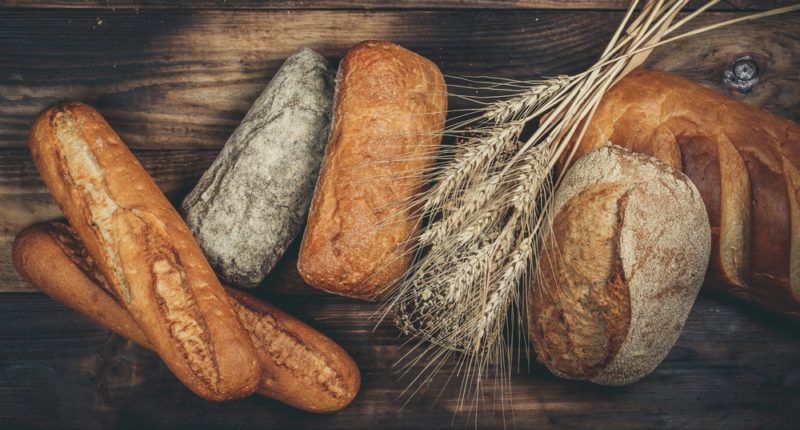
1;291;798;429
0;0;794;10
1;3;799;428
0;10;798;150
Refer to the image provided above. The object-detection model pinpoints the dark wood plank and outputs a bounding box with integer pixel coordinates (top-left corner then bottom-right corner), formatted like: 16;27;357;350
0;0;794;10
0;10;798;150
1;291;798;429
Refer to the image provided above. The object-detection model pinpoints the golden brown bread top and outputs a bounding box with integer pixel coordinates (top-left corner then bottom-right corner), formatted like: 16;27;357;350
298;41;447;300
12;222;360;413
28;102;261;400
225;289;360;412
574;69;800;318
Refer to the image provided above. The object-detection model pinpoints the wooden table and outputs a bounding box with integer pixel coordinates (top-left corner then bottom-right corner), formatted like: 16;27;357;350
1;1;799;428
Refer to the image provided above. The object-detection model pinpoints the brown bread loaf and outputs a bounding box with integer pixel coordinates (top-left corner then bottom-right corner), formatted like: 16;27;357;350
298;41;447;300
572;69;800;318
530;146;711;385
12;222;360;413
27;102;260;401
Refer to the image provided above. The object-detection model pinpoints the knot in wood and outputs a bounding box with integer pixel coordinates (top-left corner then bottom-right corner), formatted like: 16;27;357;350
723;56;759;93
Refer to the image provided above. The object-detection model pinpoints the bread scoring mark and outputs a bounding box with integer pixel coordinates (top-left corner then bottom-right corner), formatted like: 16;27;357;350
53;110;131;302
531;183;632;379
137;215;220;392
230;299;347;398
53;108;220;391
45;222;118;301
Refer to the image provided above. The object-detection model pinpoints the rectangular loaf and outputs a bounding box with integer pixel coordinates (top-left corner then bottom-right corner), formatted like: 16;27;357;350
297;41;447;301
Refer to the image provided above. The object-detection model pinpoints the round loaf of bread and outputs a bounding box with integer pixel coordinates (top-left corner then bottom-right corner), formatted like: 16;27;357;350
528;145;711;385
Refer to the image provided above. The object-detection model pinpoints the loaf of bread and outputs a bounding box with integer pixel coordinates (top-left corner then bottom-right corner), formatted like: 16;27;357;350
529;146;711;385
298;41;447;300
182;48;335;288
573;69;800;318
28;102;260;401
12;222;360;413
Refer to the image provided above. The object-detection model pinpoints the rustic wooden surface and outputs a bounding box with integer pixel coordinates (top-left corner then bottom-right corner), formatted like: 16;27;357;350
1;1;799;429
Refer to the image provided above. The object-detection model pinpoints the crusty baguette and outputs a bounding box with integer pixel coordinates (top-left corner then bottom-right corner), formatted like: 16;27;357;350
12;222;360;413
573;69;800;318
530;146;710;385
28;102;260;400
298;41;447;301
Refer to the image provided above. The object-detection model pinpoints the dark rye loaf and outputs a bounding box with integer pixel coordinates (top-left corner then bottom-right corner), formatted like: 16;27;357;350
183;48;335;288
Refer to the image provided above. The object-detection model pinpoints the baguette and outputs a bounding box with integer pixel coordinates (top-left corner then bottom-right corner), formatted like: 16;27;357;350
12;222;360;413
28;102;260;400
298;41;447;300
572;69;800;318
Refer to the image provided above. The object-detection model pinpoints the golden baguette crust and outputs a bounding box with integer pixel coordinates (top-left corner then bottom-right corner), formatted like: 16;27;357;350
574;69;800;318
298;41;447;301
12;222;360;413
28;102;260;400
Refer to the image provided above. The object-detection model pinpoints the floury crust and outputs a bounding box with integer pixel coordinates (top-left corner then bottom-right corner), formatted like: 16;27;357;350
182;48;335;288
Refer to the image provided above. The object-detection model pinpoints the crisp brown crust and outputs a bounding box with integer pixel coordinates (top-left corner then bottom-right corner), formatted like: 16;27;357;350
298;41;447;301
12;222;360;413
573;69;800;318
531;146;710;386
28;102;260;400
226;289;360;413
531;183;632;379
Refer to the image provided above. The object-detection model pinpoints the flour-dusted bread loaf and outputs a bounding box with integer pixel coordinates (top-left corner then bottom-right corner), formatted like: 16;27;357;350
182;48;335;288
529;146;711;386
13;222;361;413
298;41;447;301
28;102;261;401
573;69;800;318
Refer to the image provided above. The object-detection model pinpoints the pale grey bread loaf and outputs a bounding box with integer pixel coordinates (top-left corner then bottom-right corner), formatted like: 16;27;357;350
182;48;335;288
528;145;711;385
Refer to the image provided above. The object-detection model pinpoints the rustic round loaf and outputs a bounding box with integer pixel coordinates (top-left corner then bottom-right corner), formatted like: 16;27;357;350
528;145;711;386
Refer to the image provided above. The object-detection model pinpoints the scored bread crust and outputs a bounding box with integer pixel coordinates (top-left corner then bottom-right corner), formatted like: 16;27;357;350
574;68;800;318
12;222;360;413
298;41;447;301
28;102;260;400
530;146;711;385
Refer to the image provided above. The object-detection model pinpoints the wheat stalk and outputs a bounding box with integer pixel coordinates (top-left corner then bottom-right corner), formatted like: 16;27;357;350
384;0;800;414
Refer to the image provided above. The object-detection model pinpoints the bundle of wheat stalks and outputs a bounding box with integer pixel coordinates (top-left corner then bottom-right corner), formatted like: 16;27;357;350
383;0;799;410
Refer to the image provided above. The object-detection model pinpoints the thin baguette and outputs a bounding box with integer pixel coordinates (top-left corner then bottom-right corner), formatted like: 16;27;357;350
28;102;260;400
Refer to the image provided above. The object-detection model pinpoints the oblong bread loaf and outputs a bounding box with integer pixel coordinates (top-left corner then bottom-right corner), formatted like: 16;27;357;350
298;41;447;301
182;48;335;288
529;145;711;385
